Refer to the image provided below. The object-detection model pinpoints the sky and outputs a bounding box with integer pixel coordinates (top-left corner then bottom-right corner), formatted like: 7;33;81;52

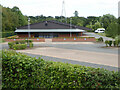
1;0;120;18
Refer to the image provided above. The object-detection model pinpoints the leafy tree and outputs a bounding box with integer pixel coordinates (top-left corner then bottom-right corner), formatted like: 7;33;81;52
105;22;118;38
99;14;117;29
93;21;102;30
2;5;28;32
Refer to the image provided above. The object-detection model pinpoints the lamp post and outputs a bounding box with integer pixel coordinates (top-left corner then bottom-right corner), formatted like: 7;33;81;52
70;18;72;37
27;18;30;47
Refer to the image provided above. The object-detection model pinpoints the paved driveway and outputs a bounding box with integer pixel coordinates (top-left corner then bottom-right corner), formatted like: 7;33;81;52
1;42;120;71
17;46;118;67
85;32;113;42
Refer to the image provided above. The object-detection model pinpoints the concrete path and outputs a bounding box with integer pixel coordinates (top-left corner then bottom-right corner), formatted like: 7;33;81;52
17;47;118;67
23;53;118;71
85;32;113;42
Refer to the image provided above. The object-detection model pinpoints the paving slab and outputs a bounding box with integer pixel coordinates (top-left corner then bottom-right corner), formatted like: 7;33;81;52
23;53;119;71
17;47;119;67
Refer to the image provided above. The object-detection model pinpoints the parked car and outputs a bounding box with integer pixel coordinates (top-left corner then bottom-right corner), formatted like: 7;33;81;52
94;28;105;33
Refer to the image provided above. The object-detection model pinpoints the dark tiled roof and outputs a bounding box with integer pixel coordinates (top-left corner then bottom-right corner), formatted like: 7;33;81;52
17;20;92;30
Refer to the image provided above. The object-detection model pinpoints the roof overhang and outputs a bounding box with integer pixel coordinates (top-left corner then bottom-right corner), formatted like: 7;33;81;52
15;29;86;33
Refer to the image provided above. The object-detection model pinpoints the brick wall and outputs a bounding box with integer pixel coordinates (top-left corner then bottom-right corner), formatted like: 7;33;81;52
52;38;96;42
5;39;45;42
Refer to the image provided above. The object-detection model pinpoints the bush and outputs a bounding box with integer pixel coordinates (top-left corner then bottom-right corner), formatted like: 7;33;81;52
54;37;95;39
13;44;27;50
108;40;112;47
2;50;120;89
113;41;116;47
8;40;33;50
15;41;19;44
25;40;33;43
97;37;103;42
115;35;120;47
7;35;19;39
105;40;109;47
115;40;120;47
29;42;33;48
19;40;26;44
8;42;15;49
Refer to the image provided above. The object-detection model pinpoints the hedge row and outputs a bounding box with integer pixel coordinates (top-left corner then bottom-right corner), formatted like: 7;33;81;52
8;40;33;50
104;35;120;47
7;35;44;39
96;37;104;42
1;32;16;38
53;37;95;39
2;50;120;89
13;44;27;50
105;40;120;47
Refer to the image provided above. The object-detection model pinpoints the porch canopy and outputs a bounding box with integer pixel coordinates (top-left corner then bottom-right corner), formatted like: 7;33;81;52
15;29;85;33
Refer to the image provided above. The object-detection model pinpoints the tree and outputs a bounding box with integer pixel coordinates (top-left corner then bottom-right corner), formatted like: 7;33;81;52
2;6;28;32
93;21;102;30
99;14;117;29
105;22;118;38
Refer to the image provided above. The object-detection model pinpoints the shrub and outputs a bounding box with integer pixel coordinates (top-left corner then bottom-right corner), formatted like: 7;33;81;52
105;40;109;47
115;35;120;47
15;41;19;44
8;42;15;49
2;50;120;89
54;37;95;39
7;35;19;39
115;40;120;47
29;42;33;48
108;40;112;47
19;40;26;44
97;37;103;42
25;40;33;43
113;41;116;47
13;44;27;50
8;40;33;50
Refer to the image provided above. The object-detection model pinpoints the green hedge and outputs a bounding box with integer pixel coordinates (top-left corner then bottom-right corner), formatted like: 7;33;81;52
29;42;33;48
8;42;15;49
8;40;33;50
105;40;109;47
105;40;120;47
1;32;16;38
53;37;95;39
13;44;27;50
2;50;120;89
25;40;33;43
96;37;103;42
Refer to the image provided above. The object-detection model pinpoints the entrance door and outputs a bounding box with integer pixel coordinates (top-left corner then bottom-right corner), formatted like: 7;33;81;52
35;33;39;37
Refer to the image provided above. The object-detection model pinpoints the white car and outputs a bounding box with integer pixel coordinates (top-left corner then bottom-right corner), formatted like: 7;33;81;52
94;28;105;33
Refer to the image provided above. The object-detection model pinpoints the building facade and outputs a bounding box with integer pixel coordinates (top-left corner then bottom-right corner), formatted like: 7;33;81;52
15;20;92;38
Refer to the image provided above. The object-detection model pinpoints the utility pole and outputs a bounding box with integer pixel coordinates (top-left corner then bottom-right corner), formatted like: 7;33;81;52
70;18;72;37
61;0;67;23
27;17;30;47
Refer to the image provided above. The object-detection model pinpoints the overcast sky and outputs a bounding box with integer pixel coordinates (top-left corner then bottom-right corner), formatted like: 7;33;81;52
1;0;119;18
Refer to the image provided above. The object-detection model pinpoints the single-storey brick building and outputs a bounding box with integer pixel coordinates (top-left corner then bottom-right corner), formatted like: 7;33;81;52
15;20;92;38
